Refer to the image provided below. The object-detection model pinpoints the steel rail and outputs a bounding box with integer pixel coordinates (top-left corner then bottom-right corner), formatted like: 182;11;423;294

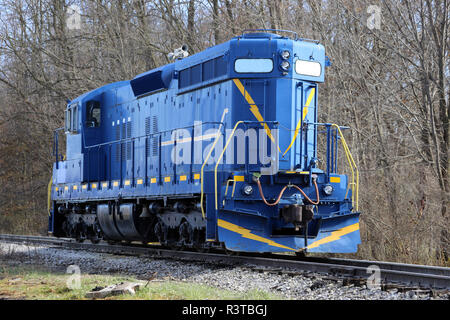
1;234;449;290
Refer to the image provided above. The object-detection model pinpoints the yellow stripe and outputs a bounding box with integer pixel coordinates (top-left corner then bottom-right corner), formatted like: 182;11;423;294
124;180;131;186
103;182;108;188
137;179;143;185
164;176;171;182
330;176;341;183
233;79;281;153
180;175;187;181
307;223;359;249
151;178;157;184
82;184;87;190
47;179;52;216
234;175;245;182
284;171;309;174
282;88;315;156
218;219;296;251
73;185;78;190
194;173;200;180
91;183;97;189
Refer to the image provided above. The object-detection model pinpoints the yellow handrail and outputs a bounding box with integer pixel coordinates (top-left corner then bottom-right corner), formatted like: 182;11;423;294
200;108;229;218
214;121;245;210
331;124;359;211
47;177;53;216
202;118;359;214
224;179;238;198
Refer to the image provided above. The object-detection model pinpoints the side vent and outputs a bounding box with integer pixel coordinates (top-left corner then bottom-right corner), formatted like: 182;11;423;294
115;125;120;162
126;121;132;160
145;117;151;157
121;122;126;162
152;116;158;157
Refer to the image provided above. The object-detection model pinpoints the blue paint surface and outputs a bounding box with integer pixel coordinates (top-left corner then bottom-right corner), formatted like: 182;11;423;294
50;32;360;253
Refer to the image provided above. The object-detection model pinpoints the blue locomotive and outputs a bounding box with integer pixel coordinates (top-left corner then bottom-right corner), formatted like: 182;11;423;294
50;30;360;254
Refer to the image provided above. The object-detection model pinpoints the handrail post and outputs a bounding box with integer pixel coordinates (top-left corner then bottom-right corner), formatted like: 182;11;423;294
214;120;245;210
145;136;148;186
120;140;123;187
132;139;135;186
326;124;331;182
190;126;195;183
173;130;177;185
97;145;100;183
331;124;359;212
109;144;112;186
158;134;162;185
200;108;229;218
54;130;59;169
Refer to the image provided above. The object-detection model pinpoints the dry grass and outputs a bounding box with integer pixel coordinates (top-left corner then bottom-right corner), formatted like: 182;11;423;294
0;264;283;300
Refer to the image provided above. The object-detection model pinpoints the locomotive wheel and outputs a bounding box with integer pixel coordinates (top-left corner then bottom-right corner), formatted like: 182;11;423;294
179;221;193;247
154;221;166;243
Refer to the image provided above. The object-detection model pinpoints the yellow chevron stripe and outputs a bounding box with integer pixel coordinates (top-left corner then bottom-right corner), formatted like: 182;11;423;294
218;219;359;251
307;223;359;249
233;79;281;153
218;219;296;251
282;88;316;156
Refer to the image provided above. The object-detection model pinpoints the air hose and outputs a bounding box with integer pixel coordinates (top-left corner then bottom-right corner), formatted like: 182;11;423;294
256;178;320;206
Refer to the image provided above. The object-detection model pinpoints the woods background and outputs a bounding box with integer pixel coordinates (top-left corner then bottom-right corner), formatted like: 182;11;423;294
0;0;448;265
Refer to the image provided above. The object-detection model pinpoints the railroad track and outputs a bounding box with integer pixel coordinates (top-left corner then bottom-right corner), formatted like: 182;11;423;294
1;234;449;291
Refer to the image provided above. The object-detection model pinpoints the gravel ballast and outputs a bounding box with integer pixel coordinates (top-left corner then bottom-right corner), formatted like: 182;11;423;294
0;241;448;300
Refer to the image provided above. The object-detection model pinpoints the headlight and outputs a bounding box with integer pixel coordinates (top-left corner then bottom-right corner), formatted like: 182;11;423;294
280;60;290;71
280;50;290;60
242;185;254;196
295;60;321;77
323;184;333;196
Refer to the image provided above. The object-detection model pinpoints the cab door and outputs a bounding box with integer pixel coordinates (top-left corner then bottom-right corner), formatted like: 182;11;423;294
294;82;317;170
83;100;105;182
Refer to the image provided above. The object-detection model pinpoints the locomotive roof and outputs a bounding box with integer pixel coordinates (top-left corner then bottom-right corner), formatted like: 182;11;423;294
69;31;325;105
68;80;129;106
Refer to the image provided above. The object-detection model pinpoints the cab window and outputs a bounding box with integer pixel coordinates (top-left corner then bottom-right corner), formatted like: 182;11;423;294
65;109;71;132
65;103;79;134
86;101;101;128
234;58;273;73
